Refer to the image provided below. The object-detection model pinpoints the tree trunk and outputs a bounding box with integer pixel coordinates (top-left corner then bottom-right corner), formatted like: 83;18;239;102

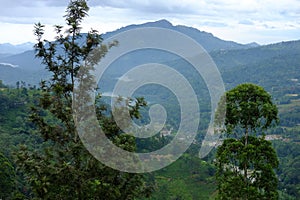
244;126;248;200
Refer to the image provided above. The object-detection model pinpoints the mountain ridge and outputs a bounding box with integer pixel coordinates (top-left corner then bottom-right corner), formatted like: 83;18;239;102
103;19;256;51
0;19;299;87
0;42;34;55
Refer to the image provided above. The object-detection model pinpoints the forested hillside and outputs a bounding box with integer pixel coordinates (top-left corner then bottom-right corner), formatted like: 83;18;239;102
0;61;299;198
0;1;299;198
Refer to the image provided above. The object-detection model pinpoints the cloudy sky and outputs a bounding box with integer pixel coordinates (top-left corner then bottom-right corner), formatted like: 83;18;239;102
1;0;300;45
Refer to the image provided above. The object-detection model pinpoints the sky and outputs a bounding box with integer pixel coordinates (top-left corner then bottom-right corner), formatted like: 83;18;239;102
0;0;300;45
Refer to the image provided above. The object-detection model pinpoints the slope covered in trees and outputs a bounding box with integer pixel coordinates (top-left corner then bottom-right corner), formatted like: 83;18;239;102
0;0;299;199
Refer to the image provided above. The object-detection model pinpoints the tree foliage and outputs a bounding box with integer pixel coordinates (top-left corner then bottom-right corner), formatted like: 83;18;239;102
15;1;151;199
223;83;278;135
0;152;16;199
215;83;279;199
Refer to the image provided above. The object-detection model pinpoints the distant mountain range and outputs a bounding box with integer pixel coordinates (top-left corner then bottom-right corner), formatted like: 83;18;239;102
0;42;34;55
0;19;298;93
102;19;259;51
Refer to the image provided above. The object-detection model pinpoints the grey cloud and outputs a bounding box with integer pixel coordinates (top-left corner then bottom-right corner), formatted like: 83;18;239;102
0;0;65;8
0;0;68;24
43;0;70;7
90;0;198;15
201;21;228;27
1;16;37;24
263;24;276;29
239;20;254;25
89;0;129;8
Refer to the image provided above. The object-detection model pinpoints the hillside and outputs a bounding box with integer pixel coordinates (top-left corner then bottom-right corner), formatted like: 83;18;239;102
0;19;252;86
212;40;300;91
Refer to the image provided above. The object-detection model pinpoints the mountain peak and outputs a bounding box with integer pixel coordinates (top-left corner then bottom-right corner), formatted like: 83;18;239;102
138;19;174;29
0;42;34;54
245;42;260;48
101;19;250;52
150;19;173;27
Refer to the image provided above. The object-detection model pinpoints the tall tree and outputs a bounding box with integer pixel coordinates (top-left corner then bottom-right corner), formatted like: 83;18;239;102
215;83;279;200
15;1;151;199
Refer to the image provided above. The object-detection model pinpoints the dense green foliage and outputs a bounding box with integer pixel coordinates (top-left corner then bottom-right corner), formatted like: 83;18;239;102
215;84;280;199
274;141;300;199
222;83;279;134
216;136;279;199
0;66;299;199
1;48;299;199
0;152;15;198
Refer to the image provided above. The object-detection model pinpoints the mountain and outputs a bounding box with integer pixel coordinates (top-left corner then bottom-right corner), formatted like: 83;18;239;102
211;40;300;89
103;19;255;52
245;42;260;48
0;42;34;55
0;50;40;71
0;62;49;87
0;19;298;89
